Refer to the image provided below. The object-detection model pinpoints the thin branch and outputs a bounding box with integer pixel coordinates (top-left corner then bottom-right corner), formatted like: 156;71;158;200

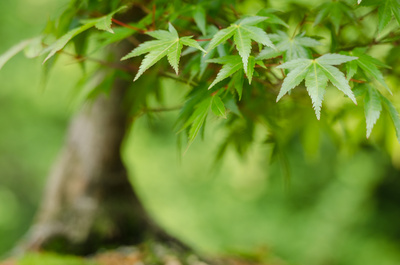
129;105;182;122
350;78;366;83
111;18;147;33
52;46;134;73
152;4;156;30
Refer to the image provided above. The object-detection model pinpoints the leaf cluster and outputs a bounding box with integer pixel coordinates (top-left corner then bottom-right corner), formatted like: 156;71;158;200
1;0;400;160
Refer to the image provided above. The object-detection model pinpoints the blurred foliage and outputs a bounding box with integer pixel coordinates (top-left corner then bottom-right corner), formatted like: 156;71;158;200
18;252;97;265
0;0;74;255
0;0;400;265
123;78;400;265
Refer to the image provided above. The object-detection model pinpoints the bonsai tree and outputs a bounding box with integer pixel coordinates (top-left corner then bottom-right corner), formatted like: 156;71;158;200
1;0;399;262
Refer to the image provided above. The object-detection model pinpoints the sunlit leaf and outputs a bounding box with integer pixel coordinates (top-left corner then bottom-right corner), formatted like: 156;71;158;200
381;94;400;142
305;63;329;120
122;23;205;81
211;96;226;118
43;7;126;63
277;54;357;118
206;17;274;72
0;39;35;70
364;86;382;138
270;31;321;61
207;55;243;89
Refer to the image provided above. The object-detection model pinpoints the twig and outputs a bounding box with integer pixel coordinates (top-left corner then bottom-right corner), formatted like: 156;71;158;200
152;4;156;30
111;18;147;33
350;78;366;83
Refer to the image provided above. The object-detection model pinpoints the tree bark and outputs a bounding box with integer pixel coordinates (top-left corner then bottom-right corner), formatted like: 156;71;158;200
14;42;181;254
15;78;149;254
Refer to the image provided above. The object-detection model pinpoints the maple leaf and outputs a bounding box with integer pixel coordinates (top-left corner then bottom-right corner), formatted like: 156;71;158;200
277;53;358;119
269;31;321;61
122;23;206;81
207;55;261;89
205;16;275;75
347;48;392;94
360;0;400;32
314;1;356;33
42;6;127;63
364;85;382;138
356;84;400;139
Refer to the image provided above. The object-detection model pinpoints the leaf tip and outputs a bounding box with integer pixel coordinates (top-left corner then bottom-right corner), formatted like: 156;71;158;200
133;74;140;82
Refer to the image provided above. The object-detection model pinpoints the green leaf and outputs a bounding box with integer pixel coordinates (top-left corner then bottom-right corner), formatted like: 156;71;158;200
314;3;331;26
256;47;282;60
42;22;95;63
378;0;392;32
0;39;34;70
93;6;127;34
390;0;400;25
122;40;169;59
167;41;183;74
270;31;321;61
276;63;311;101
122;23;205;81
277;58;310;69
24;36;45;58
234;27;252;74
314;2;356;33
168;23;179;37
206;26;236;53
43;6;127;63
346;60;358;80
316;53;358;65
207;55;243;89
193;6;207;35
238;16;268;26
206;17;274;71
241;25;274;47
133;41;177;81
94;27;137;52
305;63;329;119
211;96;226;118
318;64;357;104
330;2;344;33
381;95;400;142
187;98;212;146
351;48;392;94
180;37;206;53
363;0;400;30
232;71;244;100
364;86;382;138
264;14;289;27
247;56;256;84
147;30;175;40
277;54;357;115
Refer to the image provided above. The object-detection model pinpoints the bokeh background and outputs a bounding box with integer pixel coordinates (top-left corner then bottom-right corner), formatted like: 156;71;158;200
1;0;400;264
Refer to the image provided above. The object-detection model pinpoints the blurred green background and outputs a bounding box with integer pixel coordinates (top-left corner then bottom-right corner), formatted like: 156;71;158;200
1;1;400;265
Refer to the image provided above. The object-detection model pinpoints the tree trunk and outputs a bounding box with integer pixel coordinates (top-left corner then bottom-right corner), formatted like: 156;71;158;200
14;82;134;254
15;47;177;255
